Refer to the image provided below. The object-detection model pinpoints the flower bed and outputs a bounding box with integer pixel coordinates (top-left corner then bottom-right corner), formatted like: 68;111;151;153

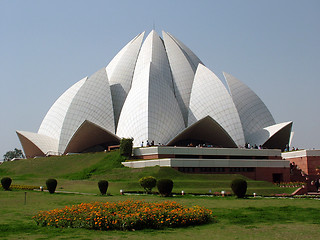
270;193;291;197
275;182;305;188
33;200;214;230
0;184;47;191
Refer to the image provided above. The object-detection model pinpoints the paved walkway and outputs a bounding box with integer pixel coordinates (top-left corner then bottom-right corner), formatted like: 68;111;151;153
307;192;320;195
34;189;97;195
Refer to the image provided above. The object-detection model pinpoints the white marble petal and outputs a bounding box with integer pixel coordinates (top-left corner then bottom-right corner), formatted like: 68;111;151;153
224;72;276;142
107;32;145;128
58;68;114;153
117;31;184;147
247;121;293;146
16;130;59;157
106;32;144;79
166;32;203;72
162;31;196;126
38;77;86;140
189;64;245;146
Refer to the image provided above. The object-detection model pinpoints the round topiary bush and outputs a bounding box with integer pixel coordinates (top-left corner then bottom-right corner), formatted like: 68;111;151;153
231;179;247;198
98;180;109;195
1;177;12;190
157;179;173;197
46;179;57;194
139;176;156;193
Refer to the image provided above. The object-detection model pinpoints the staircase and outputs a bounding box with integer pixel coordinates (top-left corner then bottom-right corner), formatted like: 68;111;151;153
290;163;307;182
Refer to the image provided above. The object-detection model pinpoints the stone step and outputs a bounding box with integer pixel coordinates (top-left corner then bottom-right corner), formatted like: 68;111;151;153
307;192;320;195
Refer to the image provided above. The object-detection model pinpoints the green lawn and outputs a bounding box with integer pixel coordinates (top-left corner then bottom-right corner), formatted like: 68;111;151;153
0;150;298;196
1;150;318;239
0;190;319;239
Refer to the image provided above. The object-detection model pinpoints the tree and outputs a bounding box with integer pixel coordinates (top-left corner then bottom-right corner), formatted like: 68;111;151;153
139;176;156;193
120;138;133;157
3;148;24;161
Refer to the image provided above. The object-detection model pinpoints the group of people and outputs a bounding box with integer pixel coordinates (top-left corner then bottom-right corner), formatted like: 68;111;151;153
141;140;156;147
187;143;214;148
244;143;263;149
313;178;320;192
284;144;299;152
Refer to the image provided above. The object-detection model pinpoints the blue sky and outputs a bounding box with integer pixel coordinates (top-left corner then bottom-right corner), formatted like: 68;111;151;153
1;0;319;159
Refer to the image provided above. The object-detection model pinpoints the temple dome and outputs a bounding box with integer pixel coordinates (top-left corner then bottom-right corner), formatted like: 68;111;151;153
17;30;292;158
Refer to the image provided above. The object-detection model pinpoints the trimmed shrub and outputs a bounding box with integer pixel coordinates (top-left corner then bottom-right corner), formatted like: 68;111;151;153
139;176;156;193
46;179;57;194
1;177;12;190
231;179;247;198
157;179;173;197
98;180;109;195
120;138;133;157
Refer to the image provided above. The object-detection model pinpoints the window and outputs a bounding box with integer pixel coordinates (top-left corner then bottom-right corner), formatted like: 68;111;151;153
178;167;195;173
200;167;225;172
229;167;255;172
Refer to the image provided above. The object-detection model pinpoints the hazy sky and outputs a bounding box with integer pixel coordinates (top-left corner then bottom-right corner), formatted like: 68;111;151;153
1;0;319;159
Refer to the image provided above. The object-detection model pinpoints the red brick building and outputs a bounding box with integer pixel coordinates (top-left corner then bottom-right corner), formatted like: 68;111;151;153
123;146;291;183
282;150;320;179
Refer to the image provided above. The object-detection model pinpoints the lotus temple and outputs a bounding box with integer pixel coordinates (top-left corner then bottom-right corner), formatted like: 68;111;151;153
17;30;294;182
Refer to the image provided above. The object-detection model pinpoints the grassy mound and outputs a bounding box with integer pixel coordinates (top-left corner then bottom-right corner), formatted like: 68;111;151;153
0;150;297;195
0;152;110;178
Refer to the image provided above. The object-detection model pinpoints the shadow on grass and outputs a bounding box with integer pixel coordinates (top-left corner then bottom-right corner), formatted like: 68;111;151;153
213;206;320;225
0;222;38;237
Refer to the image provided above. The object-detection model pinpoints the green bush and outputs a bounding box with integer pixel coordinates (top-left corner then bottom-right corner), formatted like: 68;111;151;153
157;179;173;197
231;179;247;198
98;180;109;195
46;179;57;194
120;138;133;157
139;176;156;193
1;177;12;190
